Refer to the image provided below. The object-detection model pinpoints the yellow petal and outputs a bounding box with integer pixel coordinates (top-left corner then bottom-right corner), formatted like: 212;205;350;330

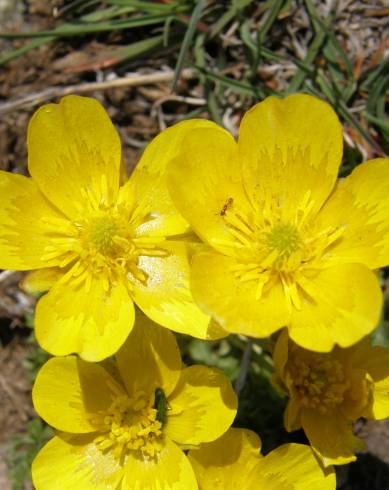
21;267;63;294
121;437;197;490
123;120;218;238
132;241;221;340
351;340;389;381
32;434;124;490
35;274;134;362
284;397;302;432
189;428;336;490
165;365;237;446
33;356;123;433
256;443;336;490
27;95;121;219
116;312;181;399
0;171;71;270
317;158;389;269
239;94;342;219
191;250;290;337
301;408;365;466
188;428;262;489
340;368;372;420
289;264;382;351
371;377;389;420
272;329;290;381
168;122;252;252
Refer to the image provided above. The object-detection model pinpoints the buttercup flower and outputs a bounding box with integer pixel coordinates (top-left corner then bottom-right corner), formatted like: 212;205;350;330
168;93;388;351
32;314;237;489
0;95;224;361
272;330;389;465
188;428;336;489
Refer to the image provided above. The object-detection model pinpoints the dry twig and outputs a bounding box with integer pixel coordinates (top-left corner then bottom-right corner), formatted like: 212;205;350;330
0;69;197;116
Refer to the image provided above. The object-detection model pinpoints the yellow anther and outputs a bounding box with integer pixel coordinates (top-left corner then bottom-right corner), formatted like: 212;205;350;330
288;351;349;413
95;390;163;461
266;222;302;259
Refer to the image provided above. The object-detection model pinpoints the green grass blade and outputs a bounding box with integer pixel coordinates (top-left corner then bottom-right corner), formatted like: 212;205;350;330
361;57;389;91
315;71;384;153
109;35;165;63
0;14;172;38
209;0;254;38
171;0;206;92
105;0;184;13
194;65;267;98
365;113;389;134
310;11;354;79
302;0;356;102
287;2;328;93
240;19;314;76
0;37;54;66
257;0;284;45
56;0;100;16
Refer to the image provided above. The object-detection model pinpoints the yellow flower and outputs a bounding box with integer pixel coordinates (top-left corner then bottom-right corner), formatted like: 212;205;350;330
0;95;224;361
188;428;336;489
167;93;388;351
32;314;237;490
272;330;389;466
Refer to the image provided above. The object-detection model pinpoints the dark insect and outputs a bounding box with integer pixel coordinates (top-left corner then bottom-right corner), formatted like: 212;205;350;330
220;197;234;216
154;388;169;425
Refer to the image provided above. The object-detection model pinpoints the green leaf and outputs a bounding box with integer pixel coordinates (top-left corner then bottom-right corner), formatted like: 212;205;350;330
172;0;206;91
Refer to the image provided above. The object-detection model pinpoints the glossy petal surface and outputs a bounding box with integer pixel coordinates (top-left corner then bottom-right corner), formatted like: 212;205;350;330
289;264;382;351
35;275;134;361
32;435;124;490
317;158;389;268
165;365;237;445
122;438;197;490
168;124;251;252
239;94;342;218
117;314;182;399
28;95;121;219
191;250;290;337
33;356;122;433
301;409;365;466
127;120;220;238
132;241;218;339
0;171;70;270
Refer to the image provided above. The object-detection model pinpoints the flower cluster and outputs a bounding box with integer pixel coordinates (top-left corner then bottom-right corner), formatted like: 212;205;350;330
1;93;388;488
273;331;389;466
32;315;237;488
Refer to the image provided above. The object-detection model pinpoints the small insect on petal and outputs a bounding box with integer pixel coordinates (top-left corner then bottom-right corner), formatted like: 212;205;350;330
154;388;170;425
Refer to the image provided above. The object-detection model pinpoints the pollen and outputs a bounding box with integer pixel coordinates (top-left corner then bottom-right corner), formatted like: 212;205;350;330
288;350;349;414
93;390;163;463
41;196;171;290
88;216;121;255
76;208;144;284
266;222;301;259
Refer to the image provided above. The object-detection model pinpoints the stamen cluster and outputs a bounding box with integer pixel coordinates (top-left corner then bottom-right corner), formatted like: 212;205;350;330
94;391;163;462
288;353;349;414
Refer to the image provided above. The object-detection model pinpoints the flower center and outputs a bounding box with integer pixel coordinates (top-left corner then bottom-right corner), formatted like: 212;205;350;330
78;208;152;284
40;197;169;288
82;211;136;265
88;216;121;256
214;191;345;309
94;391;163;462
288;352;349;414
266;222;301;259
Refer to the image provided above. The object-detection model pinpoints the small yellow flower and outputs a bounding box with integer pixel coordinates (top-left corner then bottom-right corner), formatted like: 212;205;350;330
188;428;336;489
273;330;389;466
0;95;224;361
167;93;388;351
32;314;237;490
